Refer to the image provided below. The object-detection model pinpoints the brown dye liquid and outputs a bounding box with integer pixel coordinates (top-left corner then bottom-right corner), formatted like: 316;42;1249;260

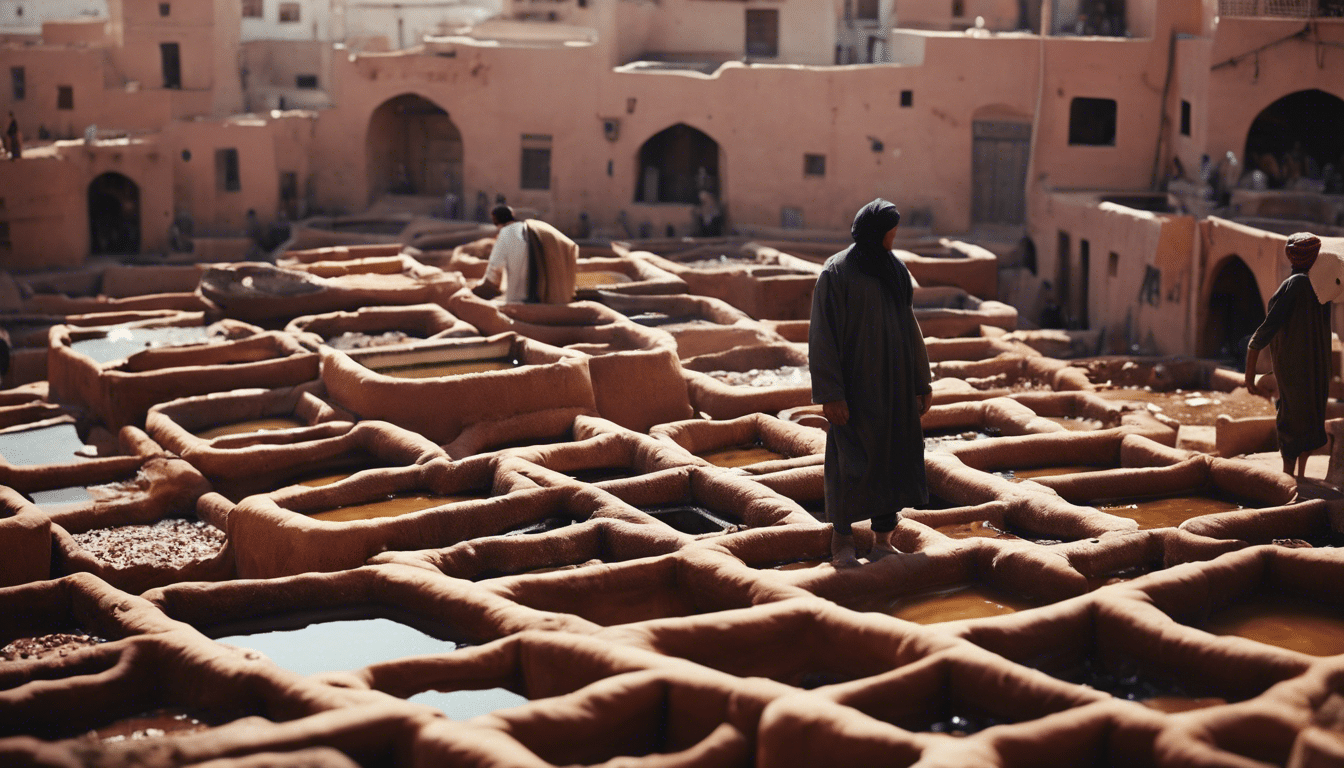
773;559;827;571
95;709;210;742
1009;465;1110;481
295;471;356;487
309;492;487;522
1097;495;1244;530
575;271;634;288
1202;593;1344;657
195;417;305;440
377;359;518;379
1140;696;1227;714
934;520;1021;541
1044;416;1104;431
887;584;1039;624
699;444;788;468
1094;388;1273;426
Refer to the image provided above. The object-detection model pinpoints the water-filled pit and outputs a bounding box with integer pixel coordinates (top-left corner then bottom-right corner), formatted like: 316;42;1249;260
1095;493;1251;530
210;615;460;676
309;491;489;522
69;326;217;364
194;417;307;440
0;423;95;465
885;584;1042;624
1199;591;1344;657
697;442;788;468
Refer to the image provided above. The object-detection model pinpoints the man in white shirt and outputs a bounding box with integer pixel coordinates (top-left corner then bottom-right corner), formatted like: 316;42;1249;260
473;205;578;304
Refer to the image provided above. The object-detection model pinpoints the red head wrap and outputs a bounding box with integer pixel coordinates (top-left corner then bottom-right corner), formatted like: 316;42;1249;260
1286;232;1321;270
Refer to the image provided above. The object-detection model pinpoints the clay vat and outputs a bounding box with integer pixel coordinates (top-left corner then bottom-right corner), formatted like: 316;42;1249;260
441;410;627;463
445;296;695;432
48;322;320;429
0;421;162;495
593;292;777;361
1028;455;1295;531
1141;547;1344;661
147;387;445;499
480;548;806;627
198;262;464;324
502;430;702;486
922;398;1066;449
594;465;819;531
1054;528;1246;591
593;598;959;690
681;343;812;420
371;517;686;581
36;456;226;593
808;647;1106;741
571;255;688;298
632;249;820;321
912;287;1018;338
953;586;1312;715
415;668;772;768
321;332;596;446
651;413;824;475
145;562;599;647
782;541;1087;624
227;456;644;578
284;302;478;349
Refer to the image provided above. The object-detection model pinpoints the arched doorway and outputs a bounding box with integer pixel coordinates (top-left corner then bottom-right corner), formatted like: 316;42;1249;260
366;94;463;202
1244;89;1344;191
1202;256;1265;364
88;173;140;256
635;124;720;204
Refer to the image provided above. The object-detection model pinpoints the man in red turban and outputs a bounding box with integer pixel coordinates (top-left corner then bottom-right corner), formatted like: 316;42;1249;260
1245;233;1332;477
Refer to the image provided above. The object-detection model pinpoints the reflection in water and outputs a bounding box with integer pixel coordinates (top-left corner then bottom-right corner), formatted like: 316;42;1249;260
213;617;457;675
408;688;530;719
935;520;1021;541
0;424;94;466
195;417;306;440
1202;592;1344;657
886;584;1039;624
70;326;215;365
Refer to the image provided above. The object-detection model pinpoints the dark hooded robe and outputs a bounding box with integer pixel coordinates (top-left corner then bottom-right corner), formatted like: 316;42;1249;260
809;200;931;530
1248;270;1332;459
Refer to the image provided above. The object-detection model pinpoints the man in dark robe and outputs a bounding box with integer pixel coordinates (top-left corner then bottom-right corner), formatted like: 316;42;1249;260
810;199;932;568
1245;233;1332;477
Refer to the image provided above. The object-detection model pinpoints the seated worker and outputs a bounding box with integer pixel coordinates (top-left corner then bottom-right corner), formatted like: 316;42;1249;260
473;205;578;304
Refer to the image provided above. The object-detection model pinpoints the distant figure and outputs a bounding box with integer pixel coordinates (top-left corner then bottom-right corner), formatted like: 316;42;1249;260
694;190;724;237
1245;233;1332;477
5;112;19;161
809;199;932;568
245;209;272;261
473;205;577;304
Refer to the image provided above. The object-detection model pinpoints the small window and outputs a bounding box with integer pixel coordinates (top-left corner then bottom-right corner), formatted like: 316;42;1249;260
1108;251;1119;278
278;2;300;22
781;207;804;229
160;43;181;89
900;90;913;107
952;0;965;16
158;3;170;16
803;154;826;177
10;67;24;100
57;86;74;110
242;0;263;18
295;74;319;89
1179;100;1191;137
745;8;779;58
520;134;551;191
216;148;241;192
1068;97;1117;146
855;0;880;20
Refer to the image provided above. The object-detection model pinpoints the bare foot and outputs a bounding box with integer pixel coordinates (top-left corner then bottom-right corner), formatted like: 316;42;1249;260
868;543;902;561
831;551;861;569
